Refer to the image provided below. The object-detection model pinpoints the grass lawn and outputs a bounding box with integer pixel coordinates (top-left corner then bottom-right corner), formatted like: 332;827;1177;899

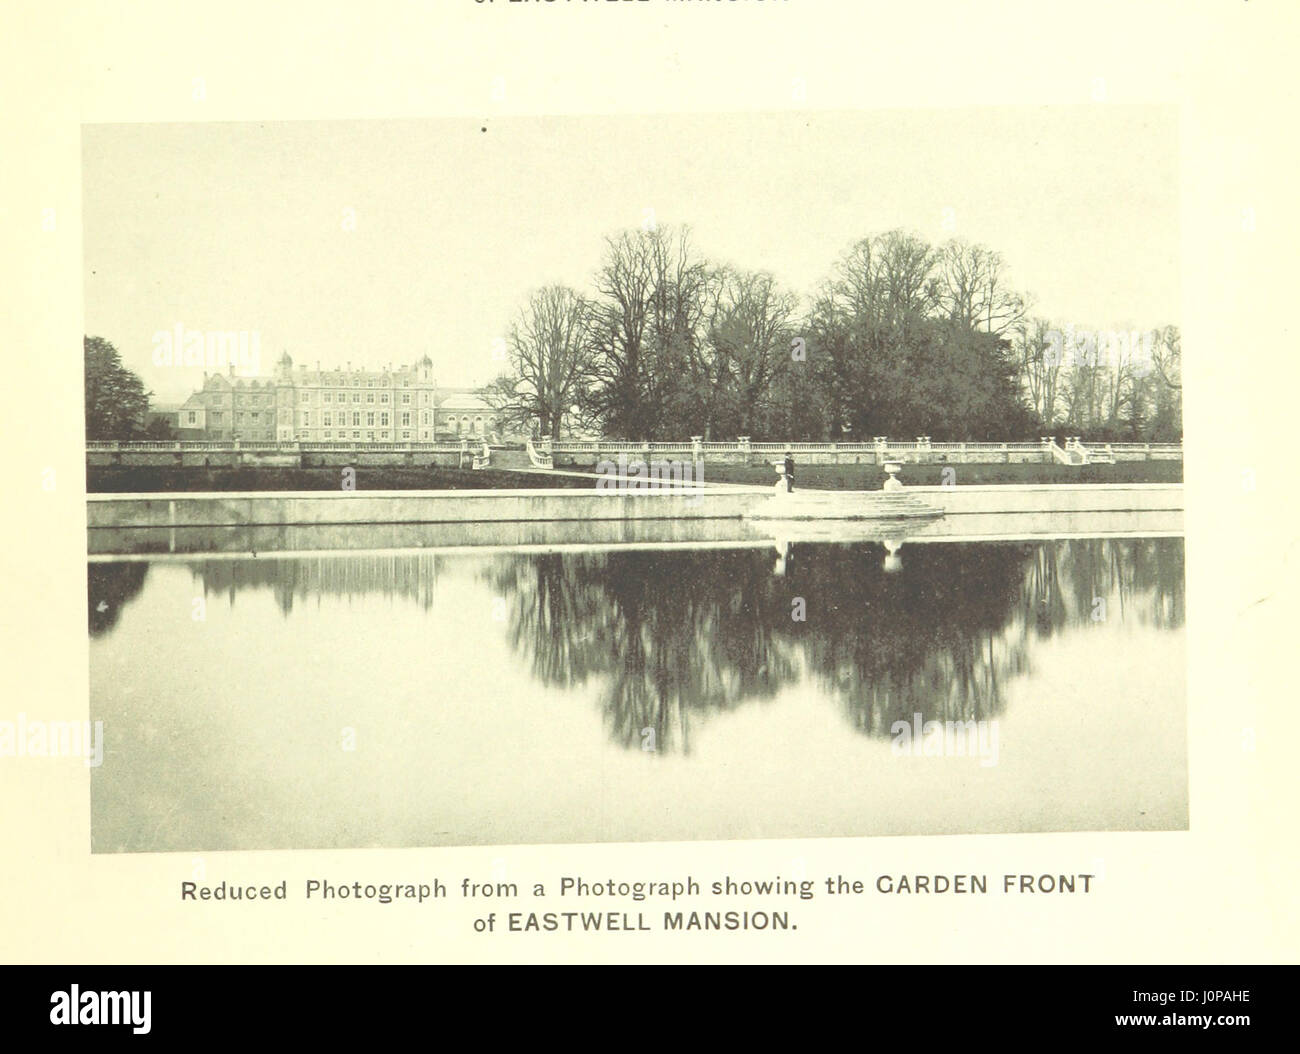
85;459;1182;494
560;460;1184;490
85;465;596;493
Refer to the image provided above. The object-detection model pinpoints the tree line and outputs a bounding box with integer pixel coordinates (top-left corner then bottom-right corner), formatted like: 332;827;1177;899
482;225;1182;443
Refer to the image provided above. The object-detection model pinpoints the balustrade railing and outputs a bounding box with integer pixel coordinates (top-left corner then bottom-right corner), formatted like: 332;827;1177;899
89;437;1183;460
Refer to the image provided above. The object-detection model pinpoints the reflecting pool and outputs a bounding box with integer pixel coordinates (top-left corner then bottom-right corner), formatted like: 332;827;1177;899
87;535;1186;851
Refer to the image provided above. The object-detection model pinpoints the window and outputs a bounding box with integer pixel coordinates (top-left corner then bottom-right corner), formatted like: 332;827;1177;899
380;393;389;404
380;412;389;426
367;379;374;387
302;412;310;426
352;412;360;426
367;431;374;441
324;430;331;439
352;430;360;439
367;392;374;404
421;392;429;405
401;412;410;427
300;391;309;403
401;393;411;405
187;411;196;424
422;412;430;424
324;392;332;403
353;392;361;403
250;413;259;423
402;431;410;439
212;411;223;424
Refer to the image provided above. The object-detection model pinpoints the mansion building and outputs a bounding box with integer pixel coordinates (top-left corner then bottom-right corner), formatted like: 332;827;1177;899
174;354;503;443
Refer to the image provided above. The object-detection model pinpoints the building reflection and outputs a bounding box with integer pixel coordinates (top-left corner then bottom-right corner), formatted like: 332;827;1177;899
186;553;446;614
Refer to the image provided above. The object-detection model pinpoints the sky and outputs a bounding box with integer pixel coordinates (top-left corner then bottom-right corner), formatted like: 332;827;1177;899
82;107;1179;405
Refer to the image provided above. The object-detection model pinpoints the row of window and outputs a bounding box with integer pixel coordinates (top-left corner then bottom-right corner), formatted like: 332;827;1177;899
299;391;428;406
294;376;426;388
293;418;492;433
300;412;416;427
186;413;495;430
292;431;426;441
206;430;497;442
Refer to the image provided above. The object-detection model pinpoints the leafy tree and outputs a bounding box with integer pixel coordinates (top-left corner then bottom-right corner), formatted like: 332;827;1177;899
85;336;151;440
142;416;176;440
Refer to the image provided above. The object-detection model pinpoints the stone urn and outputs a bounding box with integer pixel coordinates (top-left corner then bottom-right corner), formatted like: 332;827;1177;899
882;460;904;491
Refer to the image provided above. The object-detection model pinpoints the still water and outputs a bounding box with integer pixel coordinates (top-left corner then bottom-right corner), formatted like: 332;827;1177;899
87;536;1186;852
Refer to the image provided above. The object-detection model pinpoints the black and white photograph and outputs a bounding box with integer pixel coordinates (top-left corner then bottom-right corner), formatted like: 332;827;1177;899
82;109;1186;852
6;0;1296;993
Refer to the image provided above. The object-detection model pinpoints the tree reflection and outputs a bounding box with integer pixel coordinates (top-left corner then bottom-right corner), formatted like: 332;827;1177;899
782;543;1035;736
108;536;1184;754
483;550;797;753
87;562;149;637
486;537;1184;753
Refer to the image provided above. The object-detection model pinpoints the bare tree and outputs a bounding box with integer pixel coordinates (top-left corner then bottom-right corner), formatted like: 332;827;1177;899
586;225;712;438
1012;316;1062;427
482;285;592;439
937;239;1026;335
831;229;939;339
1150;324;1181;391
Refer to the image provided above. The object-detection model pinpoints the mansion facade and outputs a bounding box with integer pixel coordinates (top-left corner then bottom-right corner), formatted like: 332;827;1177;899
174;354;503;443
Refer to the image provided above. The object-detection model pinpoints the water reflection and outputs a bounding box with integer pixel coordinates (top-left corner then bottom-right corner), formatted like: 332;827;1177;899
478;538;1183;750
90;538;1184;750
87;537;1186;850
88;563;150;637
